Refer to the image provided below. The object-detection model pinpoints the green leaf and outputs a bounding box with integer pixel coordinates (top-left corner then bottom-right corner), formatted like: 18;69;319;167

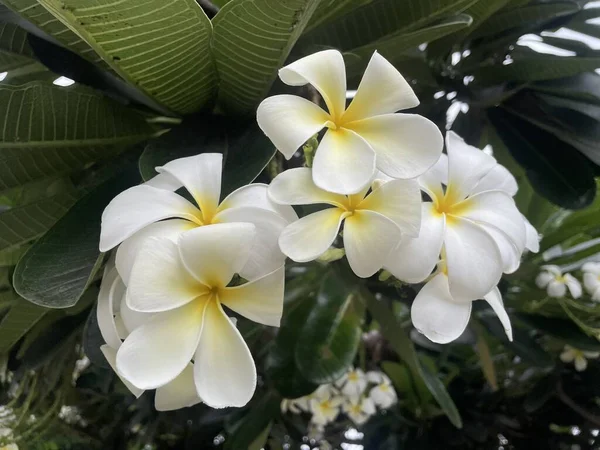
0;290;47;354
211;0;321;114
295;271;362;384
381;361;424;408
0;82;156;192
305;0;372;31
518;314;600;352
533;73;600;106
83;304;110;369
224;391;280;450
13;166;139;308
2;0;216;114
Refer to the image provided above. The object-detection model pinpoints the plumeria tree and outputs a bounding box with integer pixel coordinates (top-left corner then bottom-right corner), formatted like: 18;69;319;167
0;0;600;449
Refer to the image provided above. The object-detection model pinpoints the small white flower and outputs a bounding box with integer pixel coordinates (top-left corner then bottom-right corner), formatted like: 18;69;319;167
342;395;376;426
309;390;344;426
280;396;309;414
336;367;368;397
268;167;421;278
582;262;600;301
560;345;600;371
536;265;582;298
367;372;397;408
257;50;443;195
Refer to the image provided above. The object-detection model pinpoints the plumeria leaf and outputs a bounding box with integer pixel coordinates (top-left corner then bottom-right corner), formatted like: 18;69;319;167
82;305;111;370
224;392;280;450
0;290;47;354
518;314;600;352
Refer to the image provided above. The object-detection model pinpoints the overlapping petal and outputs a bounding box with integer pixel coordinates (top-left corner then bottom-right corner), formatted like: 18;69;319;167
478;224;521;274
565;274;582;299
268;168;347;208
482;287;512;341
97;266;124;350
154;364;202;411
219;184;298;223
100;345;144;398
418;153;447;203
471;164;518;196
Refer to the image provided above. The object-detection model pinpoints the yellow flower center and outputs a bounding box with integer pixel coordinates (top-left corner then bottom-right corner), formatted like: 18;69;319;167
432;188;471;222
555;275;566;283
348;372;359;382
351;404;361;414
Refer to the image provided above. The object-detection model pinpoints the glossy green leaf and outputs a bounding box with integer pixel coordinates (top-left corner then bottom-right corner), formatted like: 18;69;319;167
518;314;600;352
0;290;47;354
2;0;216;114
533;73;600;106
305;0;372;31
224;391;280;450
13;166;139;308
295;271;362;384
83;304;110;369
0;82;155;192
211;0;321;115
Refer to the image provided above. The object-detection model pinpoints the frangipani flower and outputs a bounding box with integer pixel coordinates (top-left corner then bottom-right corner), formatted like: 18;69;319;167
268;167;421;277
385;131;527;301
342;395;376;426
310;388;344;426
536;265;582;299
560;345;600;371
582;262;600;301
257;50;443;194
115;223;284;408
281;396;309;414
100;153;296;283
366;372;397;408
335;367;368;397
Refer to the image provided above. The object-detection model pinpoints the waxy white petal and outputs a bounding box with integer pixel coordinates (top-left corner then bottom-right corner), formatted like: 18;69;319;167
100;345;144;398
411;273;471;344
541;265;562;276
97;267;124;350
144;172;182;191
268;168;347;208
536;272;554;288
478;224;521;274
348;113;443;179
565;274;582;299
482;287;512;341
471;164;518;196
419;153;448;203
220;183;298;223
547;279;567;298
194;301;256;408
155;364;202;411
583;262;600;275
119;292;153;334
343;210;402;278
523;215;540;253
256;95;330;159
575;355;588;372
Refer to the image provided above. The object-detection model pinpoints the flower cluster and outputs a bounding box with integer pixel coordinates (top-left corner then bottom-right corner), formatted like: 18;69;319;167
560;345;600;372
536;265;582;299
281;368;397;428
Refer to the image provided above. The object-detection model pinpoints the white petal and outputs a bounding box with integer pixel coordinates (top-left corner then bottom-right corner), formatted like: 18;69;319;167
582;262;600;275
116;219;196;285
99;185;201;252
362;397;376;415
411;274;472;344
119;292;153;334
565;274;582;299
593;287;600;302
445;217;502;301
194;300;256;408
219;183;298;223
343;51;418;122
97;267;124;349
256;95;330;159
523;215;540;253
366;371;383;384
312;129;376;195
584;272;600;293
279;49;346;121
144;172;182;191
219;266;284;327
178;223;256;287
213;207;288;280
541;265;562;276
358;178;422;237
536;272;554;288
347;114;443;179
384;203;445;283
116;300;206;390
471;165;518;196
419;153;447;202
445;131;497;201
547;280;567;298
279;208;345;262
482;287;512;341
100;345;144;398
560;348;575;363
267;168;347;208
575;355;588;372
127;237;205;313
478;224;521;274
157;153;222;222
155;364;202;411
343;210;402;278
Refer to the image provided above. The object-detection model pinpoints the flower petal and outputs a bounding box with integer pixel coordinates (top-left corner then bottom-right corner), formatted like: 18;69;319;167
358;178;422;237
178;223;256;288
99;185;201;252
547;279;567;298
343;210;402;278
482;287;512;341
194;300;256;408
384;203;445;283
116;219;196;286
116;300;206;390
584;272;600;293
343;51;418;122
155;364;202;411
445;131;497;202
471;164;518;196
535;272;553;288
478;223;521;274
565;274;582;299
313;128;376;195
583;262;600;275
279;208;345;263
219;266;284;327
127;237;205;313
257;95;330;159
97;267;124;350
523;215;540;253
575;355;588;372
541;264;562;276
347;113;443;179
419;153;447;203
100;345;144;398
279;49;346;121
213;207;290;280
219;183;298;223
411;273;472;344
119;292;153;335
144;172;182;191
444;217;502;301
268;167;347;208
560;348;575;363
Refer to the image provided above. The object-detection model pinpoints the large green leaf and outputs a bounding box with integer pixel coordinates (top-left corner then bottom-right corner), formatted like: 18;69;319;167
224;392;280;450
211;0;321;115
0;290;48;354
305;0;372;31
533;73;600;106
0;82;155;192
2;0;216;114
518;315;600;352
13;166;139;308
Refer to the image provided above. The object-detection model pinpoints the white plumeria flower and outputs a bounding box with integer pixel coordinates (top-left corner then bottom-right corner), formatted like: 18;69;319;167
97;261;202;411
560;345;600;371
366;371;397;409
335;367;368;397
268;167;421;277
342;395;376;426
114;223;284;408
280;396;309;414
582;262;600;301
385;131;528;302
100;153;296;283
309;389;344;426
257;50;443;195
536;265;582;299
